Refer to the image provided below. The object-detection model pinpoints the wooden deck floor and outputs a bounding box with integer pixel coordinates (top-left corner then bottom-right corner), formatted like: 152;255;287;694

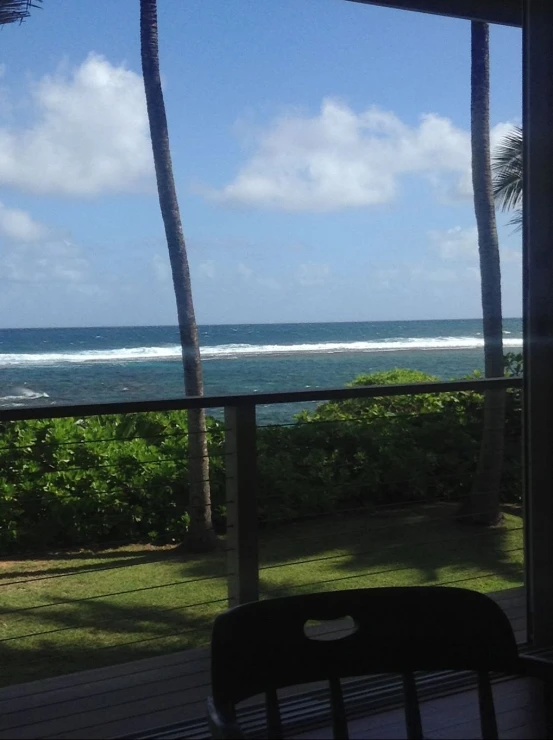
293;675;545;739
0;587;527;739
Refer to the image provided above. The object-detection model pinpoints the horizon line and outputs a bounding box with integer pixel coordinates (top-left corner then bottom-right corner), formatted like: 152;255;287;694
0;317;523;331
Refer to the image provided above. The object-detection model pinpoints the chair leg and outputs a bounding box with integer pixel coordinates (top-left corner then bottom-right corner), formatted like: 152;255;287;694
477;671;498;740
402;672;423;740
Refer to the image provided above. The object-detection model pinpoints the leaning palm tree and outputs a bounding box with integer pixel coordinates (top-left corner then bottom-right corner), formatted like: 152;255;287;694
140;0;216;551
493;125;522;228
467;21;506;526
0;0;39;25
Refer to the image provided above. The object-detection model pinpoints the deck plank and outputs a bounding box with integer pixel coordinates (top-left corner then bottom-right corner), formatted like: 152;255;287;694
293;677;545;740
0;587;530;739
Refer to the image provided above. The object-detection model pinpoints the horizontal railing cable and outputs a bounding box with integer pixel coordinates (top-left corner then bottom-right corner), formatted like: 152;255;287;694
6;456;221;476
256;406;515;429
260;492;522;526
2;523;521;615
2;478;516;511
0;375;525;721
257;478;518;507
0;597;227;643
0;551;223;588
0;430;192;453
258;527;524;572
0;572;230;617
0;535;194;560
261;494;522;526
262;547;524;595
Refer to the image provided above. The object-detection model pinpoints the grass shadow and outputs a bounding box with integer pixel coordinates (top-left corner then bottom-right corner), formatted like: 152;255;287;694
0;503;524;689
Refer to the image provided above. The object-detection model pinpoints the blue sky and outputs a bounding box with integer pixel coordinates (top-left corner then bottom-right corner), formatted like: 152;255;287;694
0;0;522;327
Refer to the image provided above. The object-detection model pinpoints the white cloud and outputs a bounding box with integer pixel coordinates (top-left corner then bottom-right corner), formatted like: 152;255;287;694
0;54;152;196
491;121;518;152
429;225;478;261
199;260;216;279
429;224;522;272
296;262;330;286
210;98;513;212
0;202;50;242
1;239;88;284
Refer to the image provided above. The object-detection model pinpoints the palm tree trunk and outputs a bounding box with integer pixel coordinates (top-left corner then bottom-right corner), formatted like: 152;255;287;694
469;21;505;526
140;0;215;551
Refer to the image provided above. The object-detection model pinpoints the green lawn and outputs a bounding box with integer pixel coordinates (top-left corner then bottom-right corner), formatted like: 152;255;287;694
0;503;523;687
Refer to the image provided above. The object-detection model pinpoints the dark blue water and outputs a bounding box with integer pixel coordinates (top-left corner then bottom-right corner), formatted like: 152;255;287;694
0;320;522;421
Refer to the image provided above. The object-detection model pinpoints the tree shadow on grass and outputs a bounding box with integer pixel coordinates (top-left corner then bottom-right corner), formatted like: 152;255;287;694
0;593;218;688
255;503;524;593
144;501;524;594
0;547;204;583
0;503;524;690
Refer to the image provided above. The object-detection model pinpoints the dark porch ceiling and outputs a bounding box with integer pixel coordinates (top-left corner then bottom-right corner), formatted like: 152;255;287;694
346;0;522;28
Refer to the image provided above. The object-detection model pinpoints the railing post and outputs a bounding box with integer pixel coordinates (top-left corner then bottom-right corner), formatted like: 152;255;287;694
225;404;259;607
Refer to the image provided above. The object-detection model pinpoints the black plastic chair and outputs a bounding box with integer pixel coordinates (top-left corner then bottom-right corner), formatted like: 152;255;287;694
207;586;553;739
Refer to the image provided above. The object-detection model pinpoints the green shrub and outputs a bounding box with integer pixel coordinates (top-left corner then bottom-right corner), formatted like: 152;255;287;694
0;366;523;552
0;411;225;551
257;368;522;522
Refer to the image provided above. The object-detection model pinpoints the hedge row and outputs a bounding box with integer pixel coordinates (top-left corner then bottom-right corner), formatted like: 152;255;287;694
0;365;522;552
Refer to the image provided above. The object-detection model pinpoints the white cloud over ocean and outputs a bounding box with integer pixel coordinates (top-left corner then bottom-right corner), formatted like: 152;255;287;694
210;98;513;212
0;54;152;197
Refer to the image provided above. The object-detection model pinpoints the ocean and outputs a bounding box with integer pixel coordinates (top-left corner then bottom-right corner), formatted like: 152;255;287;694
0;319;523;422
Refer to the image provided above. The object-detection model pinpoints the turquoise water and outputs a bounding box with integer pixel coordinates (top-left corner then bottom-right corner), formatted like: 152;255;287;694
0;319;522;421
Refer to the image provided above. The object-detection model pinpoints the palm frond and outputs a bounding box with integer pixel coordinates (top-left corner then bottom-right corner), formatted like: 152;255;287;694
0;0;40;26
492;125;523;212
508;208;522;232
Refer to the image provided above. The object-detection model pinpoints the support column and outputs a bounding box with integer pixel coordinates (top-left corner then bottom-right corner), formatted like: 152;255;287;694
523;0;553;646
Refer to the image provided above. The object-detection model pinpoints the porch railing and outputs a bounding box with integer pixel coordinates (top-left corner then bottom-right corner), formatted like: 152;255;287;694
0;376;523;698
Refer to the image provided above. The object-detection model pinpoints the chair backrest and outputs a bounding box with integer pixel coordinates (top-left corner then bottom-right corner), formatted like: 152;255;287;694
209;586;519;739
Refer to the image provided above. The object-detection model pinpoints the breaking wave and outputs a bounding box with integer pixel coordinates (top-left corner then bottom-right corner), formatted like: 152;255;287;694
0;335;523;368
0;387;50;405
